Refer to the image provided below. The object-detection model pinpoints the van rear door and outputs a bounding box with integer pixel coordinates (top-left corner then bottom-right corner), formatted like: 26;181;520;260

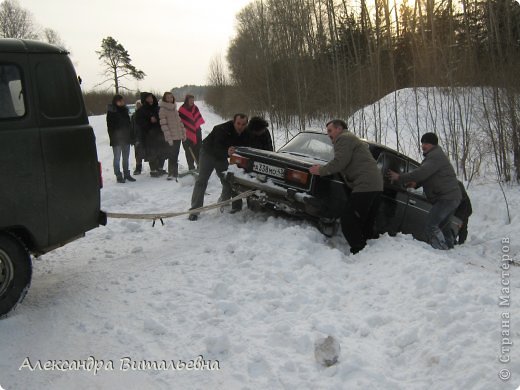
31;54;102;249
0;55;48;250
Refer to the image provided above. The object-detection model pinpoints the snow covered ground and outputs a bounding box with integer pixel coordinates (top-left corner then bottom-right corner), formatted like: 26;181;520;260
1;100;520;390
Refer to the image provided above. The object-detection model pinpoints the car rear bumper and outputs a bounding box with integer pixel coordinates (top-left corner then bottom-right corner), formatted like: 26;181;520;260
226;172;322;217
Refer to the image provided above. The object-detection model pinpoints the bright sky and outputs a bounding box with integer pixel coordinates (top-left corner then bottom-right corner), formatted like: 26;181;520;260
19;0;252;92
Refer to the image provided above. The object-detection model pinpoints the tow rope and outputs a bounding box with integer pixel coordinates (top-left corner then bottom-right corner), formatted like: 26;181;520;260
103;190;257;226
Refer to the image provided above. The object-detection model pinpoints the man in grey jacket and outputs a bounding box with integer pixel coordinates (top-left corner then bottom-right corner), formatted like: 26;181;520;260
387;132;461;250
310;120;384;254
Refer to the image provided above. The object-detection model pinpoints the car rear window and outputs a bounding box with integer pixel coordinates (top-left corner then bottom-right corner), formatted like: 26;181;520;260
279;133;333;161
36;59;81;119
0;64;26;119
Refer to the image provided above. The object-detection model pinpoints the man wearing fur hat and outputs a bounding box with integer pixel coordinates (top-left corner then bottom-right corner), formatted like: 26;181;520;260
387;132;461;250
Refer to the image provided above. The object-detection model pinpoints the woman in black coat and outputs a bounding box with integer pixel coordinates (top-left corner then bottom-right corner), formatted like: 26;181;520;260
135;92;167;177
131;100;146;175
106;94;135;183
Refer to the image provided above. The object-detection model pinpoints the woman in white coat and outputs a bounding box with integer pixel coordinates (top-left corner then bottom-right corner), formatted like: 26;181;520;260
159;92;186;180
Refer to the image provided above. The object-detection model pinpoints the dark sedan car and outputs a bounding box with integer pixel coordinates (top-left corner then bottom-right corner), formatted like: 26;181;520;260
226;131;461;242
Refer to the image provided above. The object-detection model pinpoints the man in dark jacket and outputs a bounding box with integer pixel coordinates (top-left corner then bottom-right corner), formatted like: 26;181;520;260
387;132;461;250
454;181;472;244
309;120;384;254
246;116;273;151
135;92;166;177
189;114;249;220
106;95;135;183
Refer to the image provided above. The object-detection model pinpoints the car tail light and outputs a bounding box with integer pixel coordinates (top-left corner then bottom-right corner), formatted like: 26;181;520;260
286;168;309;185
230;154;249;168
98;161;103;189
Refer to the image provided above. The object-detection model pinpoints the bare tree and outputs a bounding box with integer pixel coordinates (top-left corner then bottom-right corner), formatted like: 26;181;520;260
42;28;65;47
207;54;227;87
0;0;38;39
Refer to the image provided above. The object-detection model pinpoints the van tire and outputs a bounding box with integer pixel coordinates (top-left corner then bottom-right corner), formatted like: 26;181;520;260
0;233;32;319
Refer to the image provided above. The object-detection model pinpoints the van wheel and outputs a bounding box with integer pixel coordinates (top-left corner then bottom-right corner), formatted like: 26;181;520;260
0;234;32;319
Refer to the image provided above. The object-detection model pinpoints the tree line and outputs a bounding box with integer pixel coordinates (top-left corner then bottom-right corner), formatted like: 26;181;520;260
0;0;65;46
206;0;520;182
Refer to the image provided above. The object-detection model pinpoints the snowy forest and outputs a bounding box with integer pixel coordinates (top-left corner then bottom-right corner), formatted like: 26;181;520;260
206;0;520;182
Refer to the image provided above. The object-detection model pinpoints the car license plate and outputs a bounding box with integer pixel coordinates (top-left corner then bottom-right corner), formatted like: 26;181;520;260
253;161;285;179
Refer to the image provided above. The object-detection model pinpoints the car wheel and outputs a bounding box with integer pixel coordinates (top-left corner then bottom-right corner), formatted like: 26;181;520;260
0;233;32;319
317;219;339;238
247;197;264;212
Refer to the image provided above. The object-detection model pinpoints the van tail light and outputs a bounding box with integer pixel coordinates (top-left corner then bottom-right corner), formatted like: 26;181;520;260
230;154;249;168
286;168;309;185
98;161;103;189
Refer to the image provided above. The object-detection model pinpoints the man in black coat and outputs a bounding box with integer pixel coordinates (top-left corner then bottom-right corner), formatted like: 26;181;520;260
106;94;135;183
189;114;249;220
246;116;273;151
135;92;166;177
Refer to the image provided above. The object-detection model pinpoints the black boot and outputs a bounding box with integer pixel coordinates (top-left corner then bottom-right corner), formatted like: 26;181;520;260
133;164;142;175
116;173;125;183
124;171;136;182
167;160;178;181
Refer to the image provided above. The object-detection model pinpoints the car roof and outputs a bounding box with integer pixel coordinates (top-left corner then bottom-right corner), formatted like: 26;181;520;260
0;38;68;54
299;131;418;163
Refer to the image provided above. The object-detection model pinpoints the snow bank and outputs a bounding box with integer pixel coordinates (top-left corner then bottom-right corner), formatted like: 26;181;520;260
348;87;515;178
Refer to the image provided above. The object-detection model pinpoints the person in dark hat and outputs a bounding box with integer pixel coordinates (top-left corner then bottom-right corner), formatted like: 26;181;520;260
387;132;461;250
135;92;166;177
106;94;135;183
246;116;273;151
131;100;145;175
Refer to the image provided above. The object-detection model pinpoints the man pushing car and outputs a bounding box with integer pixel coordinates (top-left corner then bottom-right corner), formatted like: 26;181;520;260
387;132;461;250
309;120;383;255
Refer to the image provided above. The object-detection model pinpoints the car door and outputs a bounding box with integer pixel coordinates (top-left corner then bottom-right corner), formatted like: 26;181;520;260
400;160;432;242
375;151;409;235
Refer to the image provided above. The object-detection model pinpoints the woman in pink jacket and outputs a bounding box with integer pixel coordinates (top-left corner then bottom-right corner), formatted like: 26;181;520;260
178;94;205;170
159;92;186;180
